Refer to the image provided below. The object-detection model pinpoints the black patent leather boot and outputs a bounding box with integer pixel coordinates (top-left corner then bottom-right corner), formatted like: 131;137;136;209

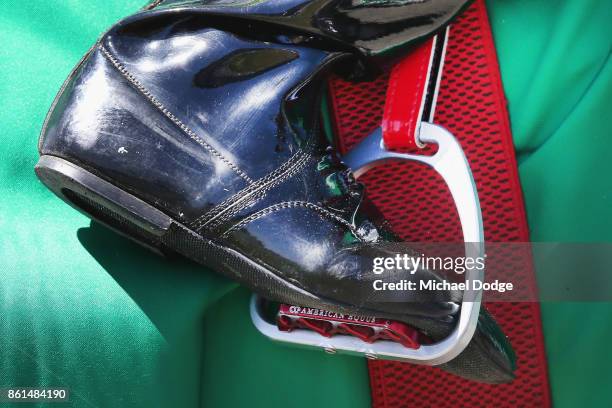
36;2;514;383
144;0;472;57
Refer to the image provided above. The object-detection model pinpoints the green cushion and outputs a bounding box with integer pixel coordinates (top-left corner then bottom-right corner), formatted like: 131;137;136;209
489;1;612;406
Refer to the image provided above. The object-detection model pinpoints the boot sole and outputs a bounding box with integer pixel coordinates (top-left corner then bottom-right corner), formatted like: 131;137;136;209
34;156;518;381
34;154;398;322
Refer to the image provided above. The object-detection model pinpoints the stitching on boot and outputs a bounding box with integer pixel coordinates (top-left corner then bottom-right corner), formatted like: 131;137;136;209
190;142;314;231
220;201;364;239
206;189;267;232
98;44;253;184
200;149;313;231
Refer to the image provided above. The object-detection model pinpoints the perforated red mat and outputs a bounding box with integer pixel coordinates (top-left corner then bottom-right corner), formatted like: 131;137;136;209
328;1;551;407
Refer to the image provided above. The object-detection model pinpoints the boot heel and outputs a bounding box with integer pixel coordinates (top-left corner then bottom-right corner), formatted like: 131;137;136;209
35;155;173;255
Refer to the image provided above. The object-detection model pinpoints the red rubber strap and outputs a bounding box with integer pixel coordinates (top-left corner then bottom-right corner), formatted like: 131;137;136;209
382;29;447;150
328;1;552;406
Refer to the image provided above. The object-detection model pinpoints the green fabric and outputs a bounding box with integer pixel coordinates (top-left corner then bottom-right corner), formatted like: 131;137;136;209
488;1;612;407
0;1;610;407
490;0;612;407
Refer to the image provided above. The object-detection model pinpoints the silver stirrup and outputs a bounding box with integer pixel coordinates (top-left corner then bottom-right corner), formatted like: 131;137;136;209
249;122;484;366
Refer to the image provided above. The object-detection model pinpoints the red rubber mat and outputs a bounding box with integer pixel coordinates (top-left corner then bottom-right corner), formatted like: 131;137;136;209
328;1;552;406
